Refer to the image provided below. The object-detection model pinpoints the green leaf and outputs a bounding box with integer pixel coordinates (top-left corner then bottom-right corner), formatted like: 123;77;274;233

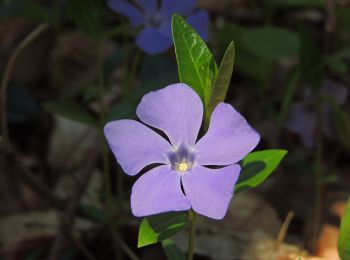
206;41;235;125
330;101;350;148
219;23;273;84
172;14;218;107
162;239;186;260
235;149;287;194
0;0;49;21
43;100;97;126
79;204;107;224
299;27;324;90
66;0;104;39
338;197;350;260
242;26;299;62
138;212;188;248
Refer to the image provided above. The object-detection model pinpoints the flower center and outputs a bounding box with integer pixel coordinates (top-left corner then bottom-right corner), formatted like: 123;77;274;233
146;13;163;28
168;144;196;174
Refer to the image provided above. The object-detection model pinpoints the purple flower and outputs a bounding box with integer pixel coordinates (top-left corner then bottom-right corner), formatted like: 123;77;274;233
107;0;209;55
285;79;348;148
104;83;260;219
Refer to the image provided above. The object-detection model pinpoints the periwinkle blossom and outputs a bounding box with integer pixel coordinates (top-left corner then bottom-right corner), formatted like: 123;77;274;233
104;83;260;219
285;79;348;148
107;0;209;54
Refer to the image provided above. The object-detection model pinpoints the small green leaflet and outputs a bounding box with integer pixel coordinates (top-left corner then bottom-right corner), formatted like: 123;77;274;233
338;197;350;260
205;41;235;127
138;212;188;248
172;14;218;107
162;239;186;260
235;149;287;194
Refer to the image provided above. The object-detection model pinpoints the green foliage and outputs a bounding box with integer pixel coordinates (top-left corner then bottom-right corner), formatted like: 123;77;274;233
138;212;188;248
220;23;273;83
338;197;350;260
0;0;49;21
162;239;186;260
66;0;105;39
299;28;324;90
327;47;350;75
235;150;287;194
206;41;235;125
172;14;218;107
43;100;97;125
242;26;299;61
330;101;350;148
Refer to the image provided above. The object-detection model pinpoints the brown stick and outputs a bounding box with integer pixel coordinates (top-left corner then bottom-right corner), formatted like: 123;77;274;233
48;148;99;260
0;23;49;151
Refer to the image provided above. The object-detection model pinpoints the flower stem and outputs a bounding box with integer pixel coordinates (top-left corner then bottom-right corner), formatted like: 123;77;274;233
187;210;197;260
311;94;324;251
96;38;122;260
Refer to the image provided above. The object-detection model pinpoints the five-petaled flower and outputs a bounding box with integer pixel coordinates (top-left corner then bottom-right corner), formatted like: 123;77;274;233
104;83;260;219
107;0;209;55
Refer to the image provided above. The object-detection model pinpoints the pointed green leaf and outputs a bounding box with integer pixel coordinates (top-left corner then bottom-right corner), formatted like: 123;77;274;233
138;212;188;248
206;41;235;124
338;197;350;260
243;26;299;61
162;239;186;260
235;149;287;194
172;14;218;106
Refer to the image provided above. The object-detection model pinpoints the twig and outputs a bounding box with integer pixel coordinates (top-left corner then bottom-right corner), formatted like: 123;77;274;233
274;211;295;251
68;232;99;260
7;144;66;210
0;23;49;151
117;236;141;260
48;148;99;260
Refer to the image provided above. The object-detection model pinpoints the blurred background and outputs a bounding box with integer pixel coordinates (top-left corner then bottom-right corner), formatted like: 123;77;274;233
0;0;349;259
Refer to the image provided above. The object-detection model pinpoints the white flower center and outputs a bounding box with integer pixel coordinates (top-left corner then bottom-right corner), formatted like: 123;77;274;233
168;144;196;174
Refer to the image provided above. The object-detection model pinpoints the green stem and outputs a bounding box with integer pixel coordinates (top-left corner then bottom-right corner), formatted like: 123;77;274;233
187;210;197;260
311;95;323;251
96;38;122;260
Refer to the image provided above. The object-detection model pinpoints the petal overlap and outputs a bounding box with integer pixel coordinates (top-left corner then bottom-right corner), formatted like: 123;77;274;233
182;165;241;219
137;83;203;147
195;103;260;166
131;165;191;216
104;119;172;175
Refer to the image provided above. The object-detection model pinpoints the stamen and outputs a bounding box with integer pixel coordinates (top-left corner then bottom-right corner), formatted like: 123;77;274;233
177;162;189;172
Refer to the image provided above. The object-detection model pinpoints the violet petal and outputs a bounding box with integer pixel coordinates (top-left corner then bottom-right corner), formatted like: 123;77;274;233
195;103;260;166
136;83;203;147
182;165;240;219
104;119;172;175
131;165;191;216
